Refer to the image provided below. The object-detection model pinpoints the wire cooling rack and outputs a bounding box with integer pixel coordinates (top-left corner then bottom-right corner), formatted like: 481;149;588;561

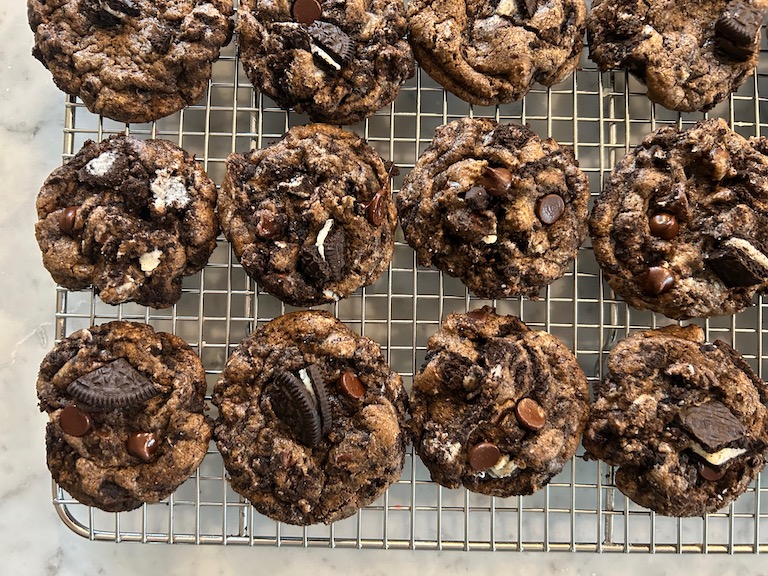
49;17;768;552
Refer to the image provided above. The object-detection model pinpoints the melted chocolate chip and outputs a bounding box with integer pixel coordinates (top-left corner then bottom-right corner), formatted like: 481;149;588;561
338;370;366;400
698;461;726;482
469;442;502;472
480;166;513;197
637;266;675;295
464;187;490;211
364;191;387;226
59;405;92;436
291;0;322;26
682;401;746;452
305;364;332;436
59;206;79;237
649;212;679;240
270;370;322;447
127;432;159;462
536;194;565;225
514;397;546;431
256;212;281;239
66;358;161;409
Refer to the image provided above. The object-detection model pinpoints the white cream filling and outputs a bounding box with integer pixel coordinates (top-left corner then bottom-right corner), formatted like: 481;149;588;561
323;289;340;301
481;234;498;244
486;455;518;479
85;151;118;177
298;368;318;407
495;0;518;16
315;219;334;261
151;169;191;211
690;441;746;466
490;365;502;379
310;44;341;71
725;238;768;271
139;249;162;273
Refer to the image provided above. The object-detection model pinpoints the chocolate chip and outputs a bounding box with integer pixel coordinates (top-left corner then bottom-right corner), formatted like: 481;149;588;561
256;212;281;239
364;191;387;226
523;0;539;18
536;194;565;225
514;397;546;432
59;405;92;436
338;370;366;400
715;1;763;60
468;442;502;472
305;364;332;436
308;21;354;69
59;206;79;237
707;239;768;287
637;266;675;295
126;432;159;462
697;461;726;482
464;186;490;211
480;166;513;197
682;401;746;452
66;359;161;409
291;0;322;26
270;370;322;447
649;212;679;240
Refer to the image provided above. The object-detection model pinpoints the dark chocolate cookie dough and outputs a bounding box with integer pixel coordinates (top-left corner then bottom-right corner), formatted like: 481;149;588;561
410;307;590;497
213;311;409;525
236;0;415;125
407;0;587;105
218;123;397;307
584;325;768;517
590;118;768;320
588;0;768;112
27;0;234;123
38;321;212;512
397;117;590;299
35;134;219;309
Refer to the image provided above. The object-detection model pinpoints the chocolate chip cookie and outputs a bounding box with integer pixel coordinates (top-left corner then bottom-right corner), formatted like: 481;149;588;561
410;307;590;497
236;0;415;125
37;321;212;512
27;0;233;123
397;117;590;299
588;0;768;112
584;325;768;517
407;0;587;105
213;310;409;525
218;123;397;307
590;118;768;320
35;134;218;309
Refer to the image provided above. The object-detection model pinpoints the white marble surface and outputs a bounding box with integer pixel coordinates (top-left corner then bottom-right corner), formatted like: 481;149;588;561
3;2;768;574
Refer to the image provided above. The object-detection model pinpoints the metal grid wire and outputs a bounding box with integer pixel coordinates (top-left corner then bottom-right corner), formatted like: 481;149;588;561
49;24;768;552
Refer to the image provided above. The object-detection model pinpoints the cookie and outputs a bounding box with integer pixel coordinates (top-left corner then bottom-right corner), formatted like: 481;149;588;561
407;0;587;105
587;0;768;112
37;321;212;512
583;325;768;517
212;310;409;525
35;134;219;309
396;117;590;299
218;123;397;307
236;0;415;125
589;118;768;320
27;0;234;123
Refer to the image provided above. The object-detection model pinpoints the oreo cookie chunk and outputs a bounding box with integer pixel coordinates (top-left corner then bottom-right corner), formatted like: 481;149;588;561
27;0;234;123
590;118;768;320
410;307;589;496
588;0;768;112
34;134;218;309
397;118;590;299
213;311;409;525
218;124;397;307
407;0;587;105
583;325;768;516
236;0;414;125
37;321;212;512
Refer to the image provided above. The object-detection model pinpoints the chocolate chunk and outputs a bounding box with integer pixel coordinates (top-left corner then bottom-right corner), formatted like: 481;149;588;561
536;194;565;225
66;358;161;409
308;21;355;69
697;461;726;482
305;364;332;436
468;442;502;472
707;240;768;287
59;405;92;436
59;206;78;237
682;401;746;452
480;166;513;197
464;186;490;211
514;397;546;431
323;229;346;282
523;0;539;19
338;370;366;400
270;370;322;447
291;0;322;26
364;191;387;226
127;432;159;462
715;1;764;60
299;244;332;283
256;211;281;239
649;212;679;240
148;24;174;54
637;266;675;295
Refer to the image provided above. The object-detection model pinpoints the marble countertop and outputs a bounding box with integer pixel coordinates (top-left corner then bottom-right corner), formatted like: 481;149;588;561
2;2;767;574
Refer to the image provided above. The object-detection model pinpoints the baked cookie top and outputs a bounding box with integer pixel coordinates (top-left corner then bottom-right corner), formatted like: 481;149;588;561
410;306;590;497
35;134;219;309
236;0;415;125
583;325;768;517
27;0;234;123
588;0;768;112
590;118;768;320
396;117;590;299
407;0;587;105
37;321;212;512
212;310;409;525
218;123;397;307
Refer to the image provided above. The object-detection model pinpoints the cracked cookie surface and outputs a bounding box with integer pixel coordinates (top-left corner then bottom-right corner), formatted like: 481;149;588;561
590;118;768;320
212;310;409;525
396;117;589;299
583;325;768;517
407;0;586;105
27;0;234;123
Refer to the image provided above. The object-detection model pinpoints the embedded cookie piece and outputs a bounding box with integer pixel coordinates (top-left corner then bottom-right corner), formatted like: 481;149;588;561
27;0;234;123
583;325;768;517
212;311;409;525
218;123;397;307
34;134;218;309
237;0;415;125
588;0;768;112
396;117;590;299
37;321;212;512
410;307;590;497
589;118;768;320
407;0;587;105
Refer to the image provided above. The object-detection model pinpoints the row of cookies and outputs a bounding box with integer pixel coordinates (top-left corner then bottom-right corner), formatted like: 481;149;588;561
27;0;766;126
39;307;768;522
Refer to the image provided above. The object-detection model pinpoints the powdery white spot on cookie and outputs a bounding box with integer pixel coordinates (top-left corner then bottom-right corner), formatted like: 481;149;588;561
151;169;191;211
315;218;335;260
139;249;163;274
320;332;357;358
85;151;118;177
490;365;503;379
